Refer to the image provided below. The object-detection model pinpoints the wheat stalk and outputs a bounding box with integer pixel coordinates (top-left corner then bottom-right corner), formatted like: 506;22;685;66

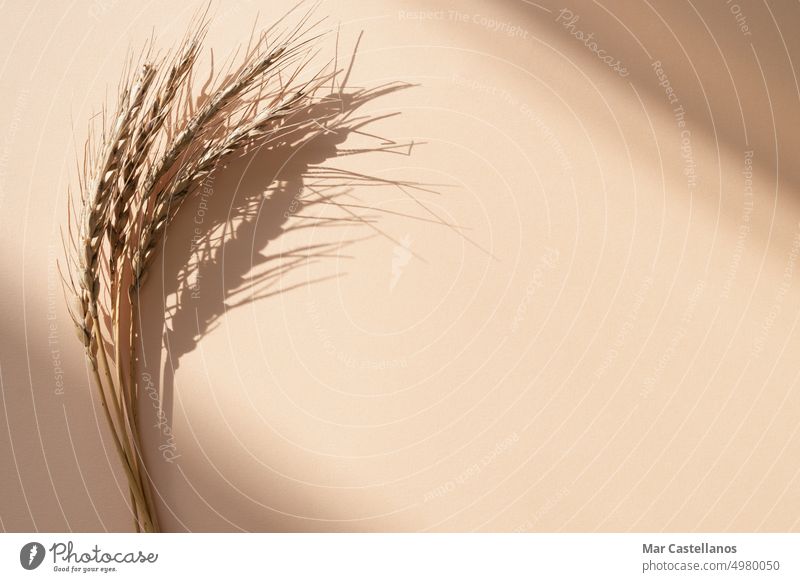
63;8;331;532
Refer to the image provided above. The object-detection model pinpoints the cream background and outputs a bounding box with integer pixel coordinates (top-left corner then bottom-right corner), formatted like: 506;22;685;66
1;0;799;531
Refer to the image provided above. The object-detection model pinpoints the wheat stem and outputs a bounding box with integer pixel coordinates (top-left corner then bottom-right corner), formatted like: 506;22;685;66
87;342;153;532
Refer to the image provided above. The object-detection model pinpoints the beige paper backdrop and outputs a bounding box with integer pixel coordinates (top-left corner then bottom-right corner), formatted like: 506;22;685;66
1;0;799;531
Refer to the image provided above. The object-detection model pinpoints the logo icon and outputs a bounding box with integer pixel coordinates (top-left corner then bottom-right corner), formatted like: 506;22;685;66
20;542;45;570
390;234;413;291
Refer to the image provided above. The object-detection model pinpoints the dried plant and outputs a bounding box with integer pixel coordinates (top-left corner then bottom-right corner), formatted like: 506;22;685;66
61;8;347;533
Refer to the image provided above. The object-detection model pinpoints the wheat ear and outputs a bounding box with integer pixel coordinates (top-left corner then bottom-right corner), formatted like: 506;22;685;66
64;11;329;532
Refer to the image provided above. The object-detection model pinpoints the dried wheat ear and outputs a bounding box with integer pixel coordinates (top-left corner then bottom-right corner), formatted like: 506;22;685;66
61;9;340;533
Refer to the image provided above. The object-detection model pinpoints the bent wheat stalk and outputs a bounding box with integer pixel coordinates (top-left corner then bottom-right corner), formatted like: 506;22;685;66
62;9;332;532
